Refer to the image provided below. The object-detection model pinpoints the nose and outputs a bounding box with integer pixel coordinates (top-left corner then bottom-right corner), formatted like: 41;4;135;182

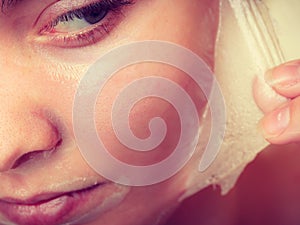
0;103;61;172
0;42;63;172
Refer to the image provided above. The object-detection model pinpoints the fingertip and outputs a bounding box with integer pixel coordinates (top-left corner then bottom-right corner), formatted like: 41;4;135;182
258;104;291;144
264;61;300;98
252;75;288;114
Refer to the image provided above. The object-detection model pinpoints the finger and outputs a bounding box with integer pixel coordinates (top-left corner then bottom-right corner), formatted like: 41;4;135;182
253;76;288;114
265;60;300;98
259;96;300;145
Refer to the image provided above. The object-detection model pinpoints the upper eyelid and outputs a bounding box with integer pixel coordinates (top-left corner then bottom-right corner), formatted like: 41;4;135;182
33;0;105;29
33;0;133;31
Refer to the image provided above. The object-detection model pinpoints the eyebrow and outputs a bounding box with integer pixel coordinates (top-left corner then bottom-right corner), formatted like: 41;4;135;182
1;0;21;13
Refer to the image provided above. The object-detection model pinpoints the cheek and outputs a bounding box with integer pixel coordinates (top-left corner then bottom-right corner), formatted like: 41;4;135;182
127;0;219;68
94;63;207;166
22;64;86;141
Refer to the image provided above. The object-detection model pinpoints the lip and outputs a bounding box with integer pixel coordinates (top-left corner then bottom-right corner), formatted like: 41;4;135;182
0;182;109;225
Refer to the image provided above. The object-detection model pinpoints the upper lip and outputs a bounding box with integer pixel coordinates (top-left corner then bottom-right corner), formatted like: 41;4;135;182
0;182;104;205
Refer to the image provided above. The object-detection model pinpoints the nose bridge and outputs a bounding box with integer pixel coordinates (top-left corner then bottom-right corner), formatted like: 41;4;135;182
0;89;61;171
0;36;67;170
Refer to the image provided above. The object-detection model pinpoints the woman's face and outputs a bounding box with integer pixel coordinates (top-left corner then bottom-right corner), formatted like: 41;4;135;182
0;0;219;224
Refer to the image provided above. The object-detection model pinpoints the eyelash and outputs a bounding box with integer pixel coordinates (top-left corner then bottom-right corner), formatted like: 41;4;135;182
39;0;134;48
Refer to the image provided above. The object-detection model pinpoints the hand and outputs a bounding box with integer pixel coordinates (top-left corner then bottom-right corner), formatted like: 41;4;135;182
254;60;300;144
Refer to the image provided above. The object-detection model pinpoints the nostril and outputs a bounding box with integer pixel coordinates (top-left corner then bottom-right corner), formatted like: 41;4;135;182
11;150;47;169
11;138;62;169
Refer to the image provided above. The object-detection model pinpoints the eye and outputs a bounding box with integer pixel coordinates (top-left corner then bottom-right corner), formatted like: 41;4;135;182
52;3;109;33
36;0;134;48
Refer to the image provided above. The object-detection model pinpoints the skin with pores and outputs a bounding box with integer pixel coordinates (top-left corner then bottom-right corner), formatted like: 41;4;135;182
1;0;299;225
0;0;219;225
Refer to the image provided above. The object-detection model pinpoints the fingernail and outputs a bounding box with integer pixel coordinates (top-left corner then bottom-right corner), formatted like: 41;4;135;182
265;64;300;88
260;105;290;138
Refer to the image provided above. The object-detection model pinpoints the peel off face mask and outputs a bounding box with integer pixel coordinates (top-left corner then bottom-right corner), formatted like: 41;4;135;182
184;0;300;197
